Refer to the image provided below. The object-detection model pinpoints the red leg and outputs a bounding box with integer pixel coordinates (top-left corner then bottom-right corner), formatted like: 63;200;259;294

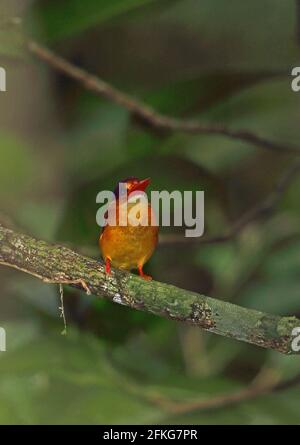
105;258;111;275
138;265;152;281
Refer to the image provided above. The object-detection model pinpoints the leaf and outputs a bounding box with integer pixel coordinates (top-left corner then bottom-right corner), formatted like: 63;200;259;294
159;0;298;71
34;0;162;42
0;328;164;424
239;238;300;314
0;131;36;203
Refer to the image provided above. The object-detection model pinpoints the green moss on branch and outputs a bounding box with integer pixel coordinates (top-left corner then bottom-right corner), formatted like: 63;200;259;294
0;224;299;354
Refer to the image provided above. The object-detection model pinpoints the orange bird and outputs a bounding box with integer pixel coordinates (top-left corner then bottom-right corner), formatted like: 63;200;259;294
99;177;158;280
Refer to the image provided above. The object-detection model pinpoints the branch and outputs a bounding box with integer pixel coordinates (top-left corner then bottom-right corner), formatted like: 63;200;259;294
160;160;300;245
0;224;299;354
147;372;300;415
27;40;300;156
109;361;300;415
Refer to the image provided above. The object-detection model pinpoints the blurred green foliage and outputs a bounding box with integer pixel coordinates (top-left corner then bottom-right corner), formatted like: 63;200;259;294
34;0;165;42
0;0;300;425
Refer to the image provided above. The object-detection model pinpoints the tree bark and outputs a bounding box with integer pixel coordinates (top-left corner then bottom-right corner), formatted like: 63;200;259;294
0;224;299;354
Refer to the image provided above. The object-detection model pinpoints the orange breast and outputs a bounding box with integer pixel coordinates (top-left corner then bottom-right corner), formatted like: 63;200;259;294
99;202;158;270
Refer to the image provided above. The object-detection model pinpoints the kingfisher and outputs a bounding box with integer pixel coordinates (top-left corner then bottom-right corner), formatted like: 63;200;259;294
99;177;158;280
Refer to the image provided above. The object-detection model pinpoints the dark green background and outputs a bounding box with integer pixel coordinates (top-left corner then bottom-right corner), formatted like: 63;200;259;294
0;0;300;424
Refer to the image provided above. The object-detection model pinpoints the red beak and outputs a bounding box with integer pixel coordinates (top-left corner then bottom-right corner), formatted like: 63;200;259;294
131;178;151;192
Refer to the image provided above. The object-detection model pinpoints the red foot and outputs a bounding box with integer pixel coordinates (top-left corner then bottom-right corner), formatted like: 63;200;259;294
138;265;152;281
105;258;111;275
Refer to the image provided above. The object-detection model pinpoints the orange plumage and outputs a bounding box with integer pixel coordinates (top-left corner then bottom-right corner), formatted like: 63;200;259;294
99;177;158;280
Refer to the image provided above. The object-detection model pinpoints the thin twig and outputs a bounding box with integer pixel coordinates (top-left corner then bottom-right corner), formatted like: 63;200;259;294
147;372;300;415
26;40;300;156
104;360;300;415
159;160;300;245
58;283;67;335
115;363;300;414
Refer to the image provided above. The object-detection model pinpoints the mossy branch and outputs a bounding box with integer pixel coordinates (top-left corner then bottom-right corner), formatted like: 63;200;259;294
0;224;299;354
